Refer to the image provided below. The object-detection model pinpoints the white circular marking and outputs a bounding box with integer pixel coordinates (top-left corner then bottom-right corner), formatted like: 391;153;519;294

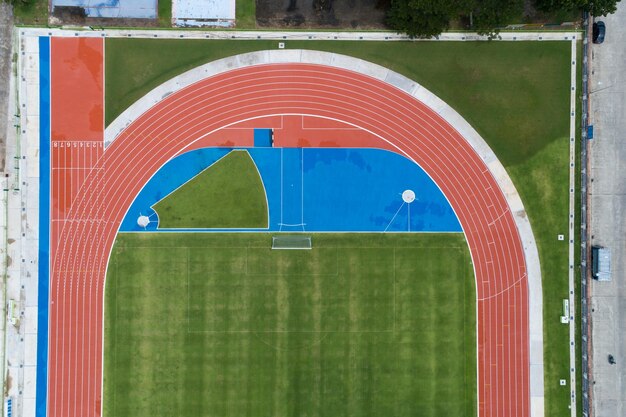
137;215;150;227
402;189;416;203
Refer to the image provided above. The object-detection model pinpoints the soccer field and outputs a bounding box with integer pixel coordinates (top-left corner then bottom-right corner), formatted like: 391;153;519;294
103;232;476;417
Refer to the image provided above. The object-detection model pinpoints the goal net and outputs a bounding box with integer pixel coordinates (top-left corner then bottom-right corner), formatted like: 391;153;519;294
271;236;312;250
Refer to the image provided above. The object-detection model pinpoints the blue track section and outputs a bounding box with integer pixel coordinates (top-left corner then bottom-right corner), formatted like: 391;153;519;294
302;148;459;231
253;128;273;147
280;148;304;230
121;147;460;232
37;36;50;417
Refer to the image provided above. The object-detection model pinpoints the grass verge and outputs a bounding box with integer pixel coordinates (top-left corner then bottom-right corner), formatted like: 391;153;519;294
11;0;47;25
236;0;255;29
158;0;171;27
104;232;476;417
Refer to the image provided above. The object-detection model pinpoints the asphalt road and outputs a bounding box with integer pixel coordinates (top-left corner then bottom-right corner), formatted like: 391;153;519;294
589;4;626;417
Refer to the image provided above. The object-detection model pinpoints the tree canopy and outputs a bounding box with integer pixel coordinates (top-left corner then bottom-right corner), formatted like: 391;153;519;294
386;0;621;38
386;0;463;38
535;0;620;16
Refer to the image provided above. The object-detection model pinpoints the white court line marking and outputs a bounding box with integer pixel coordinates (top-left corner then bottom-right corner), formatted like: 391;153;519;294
384;201;405;232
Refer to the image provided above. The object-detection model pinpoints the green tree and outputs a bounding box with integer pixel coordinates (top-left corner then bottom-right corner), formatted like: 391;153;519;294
535;0;621;16
583;0;620;15
386;0;620;39
472;0;523;36
386;0;521;39
386;0;462;38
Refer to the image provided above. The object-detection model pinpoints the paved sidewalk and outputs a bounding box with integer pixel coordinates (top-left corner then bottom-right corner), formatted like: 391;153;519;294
18;26;581;41
0;4;12;413
589;4;626;417
567;39;578;417
1;31;41;417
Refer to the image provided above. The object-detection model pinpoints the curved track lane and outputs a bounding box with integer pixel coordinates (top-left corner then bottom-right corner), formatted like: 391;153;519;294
48;63;529;417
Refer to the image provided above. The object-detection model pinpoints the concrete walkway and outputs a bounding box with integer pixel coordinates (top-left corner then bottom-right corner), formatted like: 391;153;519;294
2;31;43;417
568;38;578;417
18;26;581;41
104;48;546;417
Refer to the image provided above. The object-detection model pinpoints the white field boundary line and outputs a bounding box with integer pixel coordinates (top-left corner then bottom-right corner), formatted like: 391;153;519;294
302;114;360;130
17;27;581;42
568;38;578;417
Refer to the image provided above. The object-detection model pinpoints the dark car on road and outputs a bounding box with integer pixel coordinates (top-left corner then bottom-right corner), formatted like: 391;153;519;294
593;21;606;44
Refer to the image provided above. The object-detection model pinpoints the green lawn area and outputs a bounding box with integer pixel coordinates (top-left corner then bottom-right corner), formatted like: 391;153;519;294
158;0;171;27
153;150;268;228
236;0;255;29
104;232;475;417
104;39;574;415
12;0;48;25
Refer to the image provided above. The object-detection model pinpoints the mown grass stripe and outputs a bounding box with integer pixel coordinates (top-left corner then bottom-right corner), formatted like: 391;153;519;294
104;232;475;417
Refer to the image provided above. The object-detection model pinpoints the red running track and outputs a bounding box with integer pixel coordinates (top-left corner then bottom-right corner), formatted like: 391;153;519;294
50;37;103;142
48;63;529;417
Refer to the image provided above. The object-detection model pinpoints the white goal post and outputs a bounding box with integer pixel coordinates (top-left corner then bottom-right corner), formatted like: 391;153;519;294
271;236;312;250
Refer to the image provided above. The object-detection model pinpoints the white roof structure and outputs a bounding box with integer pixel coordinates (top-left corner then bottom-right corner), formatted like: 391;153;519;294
172;0;235;27
52;0;157;18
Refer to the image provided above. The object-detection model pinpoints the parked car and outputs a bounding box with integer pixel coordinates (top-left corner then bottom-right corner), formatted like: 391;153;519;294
593;21;606;44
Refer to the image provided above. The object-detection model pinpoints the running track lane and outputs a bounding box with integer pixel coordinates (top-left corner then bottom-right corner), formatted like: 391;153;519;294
48;37;104;417
49;63;529;417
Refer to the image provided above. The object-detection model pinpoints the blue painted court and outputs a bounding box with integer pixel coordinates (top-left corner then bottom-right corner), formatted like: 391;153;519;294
120;147;461;233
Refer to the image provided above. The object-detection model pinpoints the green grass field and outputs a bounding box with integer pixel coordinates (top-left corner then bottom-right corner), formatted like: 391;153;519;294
12;0;48;25
104;39;575;415
104;232;476;417
153;151;268;228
